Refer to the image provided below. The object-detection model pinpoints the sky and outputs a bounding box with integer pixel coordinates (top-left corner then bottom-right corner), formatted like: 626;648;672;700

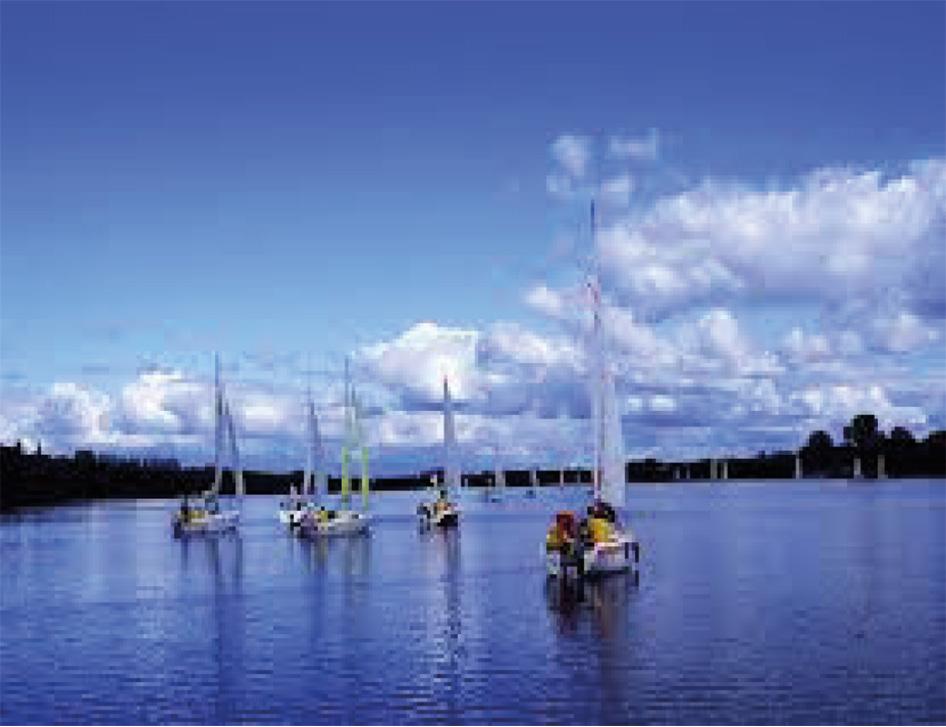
2;1;944;473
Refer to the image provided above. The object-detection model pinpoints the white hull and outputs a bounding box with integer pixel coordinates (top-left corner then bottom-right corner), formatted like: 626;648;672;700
546;534;639;578
279;507;311;527
173;509;239;536
297;510;371;538
417;502;460;527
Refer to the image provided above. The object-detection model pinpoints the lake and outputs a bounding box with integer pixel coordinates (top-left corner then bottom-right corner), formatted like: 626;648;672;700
1;480;944;724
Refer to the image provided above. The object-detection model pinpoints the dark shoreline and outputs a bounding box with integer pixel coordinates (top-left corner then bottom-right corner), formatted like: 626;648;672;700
3;417;943;511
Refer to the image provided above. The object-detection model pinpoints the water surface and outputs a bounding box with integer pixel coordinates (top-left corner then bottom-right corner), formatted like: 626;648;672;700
2;480;944;724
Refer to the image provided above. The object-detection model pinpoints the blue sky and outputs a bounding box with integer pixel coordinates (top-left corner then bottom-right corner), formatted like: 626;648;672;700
2;2;944;472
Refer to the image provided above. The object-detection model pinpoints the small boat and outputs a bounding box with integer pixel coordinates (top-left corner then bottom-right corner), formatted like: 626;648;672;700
173;355;243;537
525;468;538;498
482;445;504;502
544;201;639;579
298;358;371;538
418;377;461;528
279;395;324;528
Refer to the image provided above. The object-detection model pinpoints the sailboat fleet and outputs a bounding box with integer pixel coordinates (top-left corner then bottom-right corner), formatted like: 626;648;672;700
171;201;641;583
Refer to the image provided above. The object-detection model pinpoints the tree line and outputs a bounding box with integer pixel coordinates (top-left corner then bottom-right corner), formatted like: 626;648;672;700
1;414;943;510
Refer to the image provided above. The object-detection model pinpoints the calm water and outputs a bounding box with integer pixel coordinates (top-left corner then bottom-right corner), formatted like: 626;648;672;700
1;481;944;725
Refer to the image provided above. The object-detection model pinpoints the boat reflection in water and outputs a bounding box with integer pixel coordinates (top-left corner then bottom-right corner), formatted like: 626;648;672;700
294;526;372;578
417;525;464;723
544;573;636;637
177;534;245;723
544;574;641;723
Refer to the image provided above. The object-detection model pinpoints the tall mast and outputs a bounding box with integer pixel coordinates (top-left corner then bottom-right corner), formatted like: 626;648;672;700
212;353;224;495
590;199;603;503
341;356;352;506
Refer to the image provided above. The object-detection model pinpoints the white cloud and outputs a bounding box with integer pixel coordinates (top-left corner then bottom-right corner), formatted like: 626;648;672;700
599;174;634;207
868;311;940;353
479;321;581;371
608;129;659;161
550;134;592;179
359;321;482;403
524;284;568;319
791;383;928;430
596;159;946;320
782;327;833;364
119;369;206;435
38;382;114;443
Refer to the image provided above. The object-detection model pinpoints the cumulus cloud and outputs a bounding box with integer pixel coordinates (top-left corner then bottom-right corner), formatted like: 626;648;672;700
867;311;940;353
551;133;592;179
595;159;946;320
358;321;482;405
599;174;634;207
791;383;928;431
608;129;659;161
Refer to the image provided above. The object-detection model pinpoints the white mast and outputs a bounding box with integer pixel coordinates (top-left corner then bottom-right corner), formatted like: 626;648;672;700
589;200;603;503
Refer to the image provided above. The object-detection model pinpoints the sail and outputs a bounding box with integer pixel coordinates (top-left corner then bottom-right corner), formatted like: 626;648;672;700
225;402;245;499
212;354;224;495
353;389;369;509
302;400;314;496
443;377;460;495
312;410;324;500
341;359;353;505
493;446;505;491
587;200;626;508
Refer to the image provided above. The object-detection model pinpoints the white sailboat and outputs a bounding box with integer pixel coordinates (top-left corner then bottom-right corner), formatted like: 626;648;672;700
298;359;370;537
418;376;461;527
484;445;504;502
525;467;538;498
545;201;640;578
279;394;323;527
173;355;243;536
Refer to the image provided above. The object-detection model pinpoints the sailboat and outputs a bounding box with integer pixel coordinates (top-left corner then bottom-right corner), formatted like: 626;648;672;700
545;201;640;578
279;394;323;527
173;355;244;536
297;359;370;537
525;467;538;498
417;377;461;527
483;445;504;502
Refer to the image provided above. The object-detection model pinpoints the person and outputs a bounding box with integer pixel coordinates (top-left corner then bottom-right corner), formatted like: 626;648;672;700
319;506;329;523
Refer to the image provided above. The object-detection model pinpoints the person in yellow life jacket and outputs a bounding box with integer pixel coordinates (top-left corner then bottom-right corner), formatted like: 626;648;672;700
318;506;329;523
546;523;563;551
588;515;614;543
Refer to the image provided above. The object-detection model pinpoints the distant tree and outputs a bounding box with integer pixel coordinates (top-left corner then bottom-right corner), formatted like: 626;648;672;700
890;426;916;446
807;430;833;452
844;414;880;452
804;429;834;473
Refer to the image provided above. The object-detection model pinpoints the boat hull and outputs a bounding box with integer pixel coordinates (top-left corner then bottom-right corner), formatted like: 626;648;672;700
172;510;239;537
279;508;310;527
546;535;639;578
297;511;371;538
417;503;460;528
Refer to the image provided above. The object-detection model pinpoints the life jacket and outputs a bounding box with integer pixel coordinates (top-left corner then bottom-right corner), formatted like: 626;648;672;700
588;516;613;543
